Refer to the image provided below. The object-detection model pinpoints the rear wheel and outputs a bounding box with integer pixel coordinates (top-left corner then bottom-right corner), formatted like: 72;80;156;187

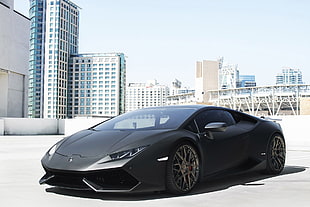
264;134;286;174
166;142;200;195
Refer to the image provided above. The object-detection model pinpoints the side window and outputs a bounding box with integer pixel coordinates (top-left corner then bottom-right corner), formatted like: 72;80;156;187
220;111;236;126
194;110;236;132
184;120;199;133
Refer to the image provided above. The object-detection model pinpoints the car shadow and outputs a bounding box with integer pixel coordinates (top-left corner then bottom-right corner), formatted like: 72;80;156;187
45;165;306;201
191;165;306;195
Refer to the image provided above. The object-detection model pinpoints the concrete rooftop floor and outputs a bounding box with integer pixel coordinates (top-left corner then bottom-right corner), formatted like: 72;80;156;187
1;116;310;207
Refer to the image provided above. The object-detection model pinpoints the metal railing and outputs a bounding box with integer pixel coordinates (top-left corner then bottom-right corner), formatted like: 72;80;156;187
209;84;310;116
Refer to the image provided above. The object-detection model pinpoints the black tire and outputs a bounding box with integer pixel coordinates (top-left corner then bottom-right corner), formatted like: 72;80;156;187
166;142;200;195
264;134;286;174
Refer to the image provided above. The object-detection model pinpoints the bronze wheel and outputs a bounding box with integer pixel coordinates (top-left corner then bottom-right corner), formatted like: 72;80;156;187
166;142;200;194
265;134;286;174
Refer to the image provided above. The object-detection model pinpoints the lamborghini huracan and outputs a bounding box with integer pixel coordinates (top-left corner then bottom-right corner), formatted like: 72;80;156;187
39;105;286;195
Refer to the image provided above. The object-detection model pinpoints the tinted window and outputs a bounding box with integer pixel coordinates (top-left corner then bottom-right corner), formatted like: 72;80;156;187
195;110;235;132
184;120;199;133
93;108;196;131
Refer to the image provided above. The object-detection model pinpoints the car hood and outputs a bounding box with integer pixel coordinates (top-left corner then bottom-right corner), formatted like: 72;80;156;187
56;129;170;158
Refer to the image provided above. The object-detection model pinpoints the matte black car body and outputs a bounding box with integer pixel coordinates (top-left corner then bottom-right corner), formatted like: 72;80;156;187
40;105;286;194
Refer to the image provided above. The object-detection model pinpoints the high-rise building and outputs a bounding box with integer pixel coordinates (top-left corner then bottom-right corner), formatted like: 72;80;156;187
126;80;169;112
28;0;79;118
195;60;220;104
0;0;29;117
68;53;126;118
276;67;303;85
237;75;256;88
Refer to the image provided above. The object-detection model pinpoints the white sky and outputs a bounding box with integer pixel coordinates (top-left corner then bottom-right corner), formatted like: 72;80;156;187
14;0;310;88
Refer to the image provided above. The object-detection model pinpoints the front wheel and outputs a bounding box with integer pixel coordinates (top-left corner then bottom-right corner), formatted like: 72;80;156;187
264;134;286;174
166;142;200;195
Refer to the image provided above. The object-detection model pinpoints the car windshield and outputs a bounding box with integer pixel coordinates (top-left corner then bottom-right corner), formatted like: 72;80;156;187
93;108;196;131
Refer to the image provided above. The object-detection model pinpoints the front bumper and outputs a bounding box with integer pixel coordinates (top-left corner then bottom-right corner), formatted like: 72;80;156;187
39;167;140;192
39;153;168;193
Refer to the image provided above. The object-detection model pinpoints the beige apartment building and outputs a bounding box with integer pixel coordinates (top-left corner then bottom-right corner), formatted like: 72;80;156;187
195;59;220;104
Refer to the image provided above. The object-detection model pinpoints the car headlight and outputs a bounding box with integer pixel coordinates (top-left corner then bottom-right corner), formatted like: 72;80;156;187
109;146;148;161
47;143;58;156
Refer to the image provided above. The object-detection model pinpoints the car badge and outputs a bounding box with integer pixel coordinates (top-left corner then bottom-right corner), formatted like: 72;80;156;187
68;157;73;162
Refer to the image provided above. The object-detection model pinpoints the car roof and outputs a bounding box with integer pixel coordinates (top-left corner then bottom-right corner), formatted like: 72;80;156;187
139;105;221;111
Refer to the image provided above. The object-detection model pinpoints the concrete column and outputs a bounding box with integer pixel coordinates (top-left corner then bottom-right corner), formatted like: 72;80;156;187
0;72;8;117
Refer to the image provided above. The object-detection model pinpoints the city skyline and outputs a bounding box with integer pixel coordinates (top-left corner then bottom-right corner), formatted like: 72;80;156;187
15;0;310;88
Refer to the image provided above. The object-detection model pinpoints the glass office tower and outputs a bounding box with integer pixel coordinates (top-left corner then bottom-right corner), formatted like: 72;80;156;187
28;0;79;118
237;75;256;88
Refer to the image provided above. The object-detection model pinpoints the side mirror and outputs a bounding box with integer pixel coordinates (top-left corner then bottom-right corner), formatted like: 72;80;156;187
204;122;227;132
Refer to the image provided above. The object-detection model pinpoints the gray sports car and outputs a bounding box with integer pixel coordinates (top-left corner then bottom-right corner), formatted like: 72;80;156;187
39;105;286;195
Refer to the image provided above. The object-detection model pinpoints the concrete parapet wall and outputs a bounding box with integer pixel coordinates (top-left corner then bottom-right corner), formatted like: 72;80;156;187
0;117;107;135
1;118;60;135
0;116;308;140
62;118;107;135
0;119;4;135
276;115;310;149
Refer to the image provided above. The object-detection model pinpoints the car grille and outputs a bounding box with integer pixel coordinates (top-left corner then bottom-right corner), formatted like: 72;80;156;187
43;168;139;191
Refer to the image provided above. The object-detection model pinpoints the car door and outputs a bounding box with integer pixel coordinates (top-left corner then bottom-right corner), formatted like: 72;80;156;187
195;109;249;176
